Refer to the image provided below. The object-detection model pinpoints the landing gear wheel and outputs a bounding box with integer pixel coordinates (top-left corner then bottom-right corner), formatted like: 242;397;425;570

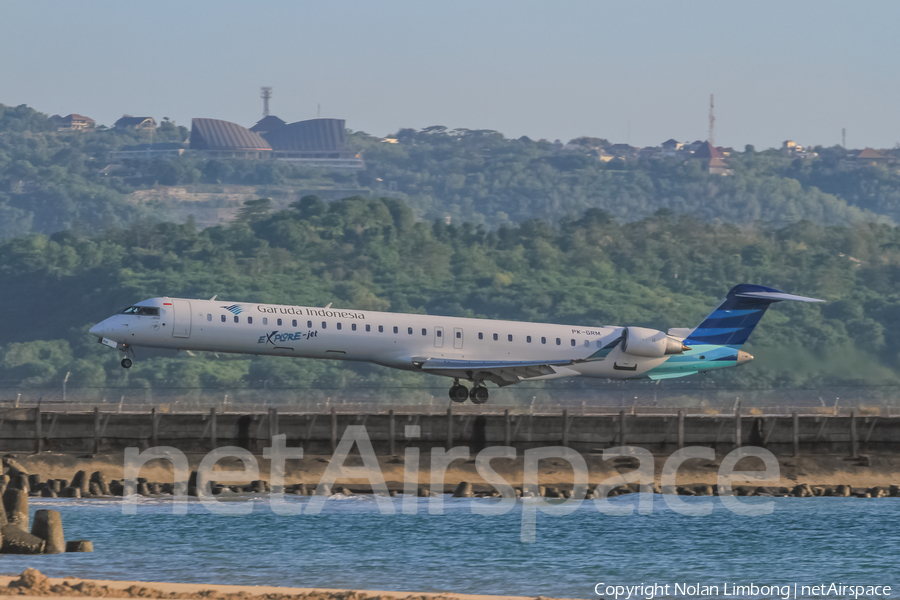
449;384;469;403
470;386;489;404
121;358;133;369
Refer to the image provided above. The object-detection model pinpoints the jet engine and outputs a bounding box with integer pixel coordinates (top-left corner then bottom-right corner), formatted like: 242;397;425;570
621;326;689;358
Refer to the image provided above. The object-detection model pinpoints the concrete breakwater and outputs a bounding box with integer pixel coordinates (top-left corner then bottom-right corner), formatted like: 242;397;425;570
0;458;92;554
0;404;895;457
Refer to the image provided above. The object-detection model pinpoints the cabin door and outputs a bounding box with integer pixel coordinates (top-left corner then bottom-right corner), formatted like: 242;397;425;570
453;327;464;349
434;326;444;348
172;299;192;338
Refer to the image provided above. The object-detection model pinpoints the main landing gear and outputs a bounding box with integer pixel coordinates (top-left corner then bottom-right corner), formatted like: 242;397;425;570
121;358;133;369
448;380;490;404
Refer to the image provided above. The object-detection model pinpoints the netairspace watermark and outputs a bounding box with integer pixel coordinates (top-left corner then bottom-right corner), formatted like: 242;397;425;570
122;426;783;543
594;582;892;599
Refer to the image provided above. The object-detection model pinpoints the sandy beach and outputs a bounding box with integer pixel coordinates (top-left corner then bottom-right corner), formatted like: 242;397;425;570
0;571;569;600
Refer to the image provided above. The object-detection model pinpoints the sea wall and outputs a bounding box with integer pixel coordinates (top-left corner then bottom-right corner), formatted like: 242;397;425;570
0;405;893;458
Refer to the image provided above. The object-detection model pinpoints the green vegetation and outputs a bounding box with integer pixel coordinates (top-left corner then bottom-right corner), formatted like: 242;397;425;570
2;103;900;242
0;195;897;393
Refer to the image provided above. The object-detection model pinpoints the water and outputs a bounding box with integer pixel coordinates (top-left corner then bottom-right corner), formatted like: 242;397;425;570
5;495;897;599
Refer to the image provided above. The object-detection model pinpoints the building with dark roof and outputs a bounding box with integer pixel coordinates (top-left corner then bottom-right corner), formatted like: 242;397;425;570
114;116;156;131
189;118;271;158
693;141;731;175
249;115;286;135
50;114;95;131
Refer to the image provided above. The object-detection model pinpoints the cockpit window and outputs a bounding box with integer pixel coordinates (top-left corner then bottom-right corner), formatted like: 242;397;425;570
121;306;160;316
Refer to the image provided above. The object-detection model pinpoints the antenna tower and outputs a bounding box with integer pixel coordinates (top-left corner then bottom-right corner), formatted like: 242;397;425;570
842;128;846;148
260;87;272;118
708;94;715;146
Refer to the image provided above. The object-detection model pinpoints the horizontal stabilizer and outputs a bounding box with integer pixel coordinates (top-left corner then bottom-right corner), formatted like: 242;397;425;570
736;291;823;303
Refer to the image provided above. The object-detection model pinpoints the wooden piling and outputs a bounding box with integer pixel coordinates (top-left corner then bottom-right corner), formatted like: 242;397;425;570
446;406;453;448
619;410;626;446
850;410;858;458
151;408;159;449
34;407;42;454
677;410;685;449
93;407;101;454
562;409;569;447
210;406;217;450
792;411;799;457
504;409;511;446
734;406;741;449
330;407;337;453
389;409;395;455
268;408;278;445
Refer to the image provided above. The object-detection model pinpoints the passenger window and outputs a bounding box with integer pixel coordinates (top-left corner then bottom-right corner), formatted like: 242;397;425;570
508;334;513;342
437;330;442;337
597;340;603;347
493;333;498;341
366;324;371;332
234;316;239;323
262;317;267;325
307;321;312;328
570;339;575;346
292;320;297;327
322;322;327;329
247;317;253;324
337;323;342;330
456;331;461;339
277;319;282;326
352;324;357;331
478;333;483;340
556;338;561;345
527;335;532;343
393;326;399;334
408;327;413;335
541;337;546;344
221;315;226;323
207;314;212;322
422;328;427;336
584;340;589;347
378;325;384;333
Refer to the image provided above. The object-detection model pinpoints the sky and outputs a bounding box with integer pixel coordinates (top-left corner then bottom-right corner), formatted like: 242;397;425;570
2;1;899;150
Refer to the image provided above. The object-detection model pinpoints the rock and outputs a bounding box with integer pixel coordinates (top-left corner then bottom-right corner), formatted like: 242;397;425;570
12;473;29;493
1;524;44;554
40;488;57;498
792;484;813;497
890;485;900;497
451;482;474;498
3;458;28;477
390;490;399;497
537;485;547;497
754;486;773;496
31;510;65;554
544;486;562;498
61;486;81;498
338;487;353;496
9;568;49;591
250;480;266;493
90;472;110;496
835;484;851;497
50;480;62;493
676;486;695;496
3;488;29;530
109;481;123;496
693;485;714;496
71;470;89;495
27;474;41;490
66;540;93;552
314;483;332;496
659;485;678;496
148;483;161;495
161;482;174;495
417;487;434;497
88;482;102;497
870;486;888;498
137;482;151;496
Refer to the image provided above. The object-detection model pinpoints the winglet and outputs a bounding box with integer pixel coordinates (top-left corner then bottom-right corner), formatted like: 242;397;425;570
209;295;217;301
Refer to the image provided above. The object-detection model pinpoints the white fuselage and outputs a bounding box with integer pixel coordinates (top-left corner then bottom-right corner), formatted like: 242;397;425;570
89;297;672;382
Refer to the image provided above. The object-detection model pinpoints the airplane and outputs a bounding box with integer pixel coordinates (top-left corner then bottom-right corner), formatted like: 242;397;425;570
88;284;822;404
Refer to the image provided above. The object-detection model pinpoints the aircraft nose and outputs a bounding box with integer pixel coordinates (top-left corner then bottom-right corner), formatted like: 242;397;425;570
736;350;754;365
